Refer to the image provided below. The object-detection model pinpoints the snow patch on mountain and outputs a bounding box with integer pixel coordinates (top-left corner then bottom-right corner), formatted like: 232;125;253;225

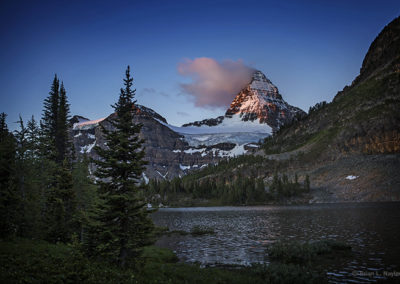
142;173;149;184
184;148;205;154
183;132;267;147
154;115;270;147
80;141;96;153
156;170;168;179
179;164;191;171
155;115;271;135
346;175;359;180
179;144;247;158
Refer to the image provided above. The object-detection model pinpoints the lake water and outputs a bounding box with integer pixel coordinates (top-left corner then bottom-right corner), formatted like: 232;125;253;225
151;202;400;283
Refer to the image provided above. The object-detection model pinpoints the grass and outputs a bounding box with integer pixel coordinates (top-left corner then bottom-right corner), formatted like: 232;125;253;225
142;245;179;263
190;225;215;235
267;239;351;264
0;238;328;283
0;238;136;283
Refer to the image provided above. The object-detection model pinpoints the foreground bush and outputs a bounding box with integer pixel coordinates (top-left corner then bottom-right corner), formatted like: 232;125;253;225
267;239;351;264
0;238;328;284
0;239;136;283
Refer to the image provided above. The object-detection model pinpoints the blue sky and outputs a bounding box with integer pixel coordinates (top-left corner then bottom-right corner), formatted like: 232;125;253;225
1;0;399;129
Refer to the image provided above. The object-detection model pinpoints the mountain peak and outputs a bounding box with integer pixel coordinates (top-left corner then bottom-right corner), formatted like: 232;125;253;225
183;70;305;130
225;70;304;129
249;70;282;100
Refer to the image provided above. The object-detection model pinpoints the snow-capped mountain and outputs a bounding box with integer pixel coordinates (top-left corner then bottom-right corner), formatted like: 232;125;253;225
226;70;305;129
183;70;306;131
71;70;305;180
70;105;256;181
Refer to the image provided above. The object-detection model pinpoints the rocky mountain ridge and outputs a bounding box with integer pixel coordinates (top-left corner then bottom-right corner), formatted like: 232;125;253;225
183;70;305;131
71;70;303;180
71;104;259;180
252;16;400;201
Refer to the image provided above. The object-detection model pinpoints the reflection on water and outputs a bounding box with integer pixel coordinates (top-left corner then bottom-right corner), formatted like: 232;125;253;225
151;202;400;283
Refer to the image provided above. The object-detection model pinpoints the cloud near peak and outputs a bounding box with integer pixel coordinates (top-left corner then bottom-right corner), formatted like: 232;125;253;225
178;57;255;108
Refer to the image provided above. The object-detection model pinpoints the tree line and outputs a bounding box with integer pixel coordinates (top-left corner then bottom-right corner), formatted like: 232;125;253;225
146;172;310;206
0;67;153;268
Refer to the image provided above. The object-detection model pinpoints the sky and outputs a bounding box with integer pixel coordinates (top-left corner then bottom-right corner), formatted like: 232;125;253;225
1;0;399;130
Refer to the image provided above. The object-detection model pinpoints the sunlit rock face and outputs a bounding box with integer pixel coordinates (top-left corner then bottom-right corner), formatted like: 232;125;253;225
184;70;306;131
225;70;305;130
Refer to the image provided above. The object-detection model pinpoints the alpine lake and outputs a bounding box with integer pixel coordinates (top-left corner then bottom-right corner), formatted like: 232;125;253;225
151;202;400;283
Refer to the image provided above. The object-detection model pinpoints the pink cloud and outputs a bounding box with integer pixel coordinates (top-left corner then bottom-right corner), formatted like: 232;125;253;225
178;57;255;108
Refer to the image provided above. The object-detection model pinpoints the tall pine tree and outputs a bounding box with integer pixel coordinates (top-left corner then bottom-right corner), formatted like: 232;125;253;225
40;76;76;242
41;75;60;160
56;82;71;163
15;115;42;238
91;66;154;267
73;154;98;243
44;158;76;243
26;115;40;160
0;113;19;238
13;115;29;236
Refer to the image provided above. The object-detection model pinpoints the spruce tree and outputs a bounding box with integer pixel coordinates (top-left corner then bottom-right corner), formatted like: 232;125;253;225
44;159;76;243
56;82;71;163
41;75;60;160
73;154;98;242
26;116;40;160
40;76;76;242
14;116;29;236
14;115;28;195
0;113;19;238
91;66;154;267
17;115;42;238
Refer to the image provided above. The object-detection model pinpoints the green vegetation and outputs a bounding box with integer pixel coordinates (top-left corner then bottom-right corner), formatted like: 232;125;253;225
88;66;154;267
0;67;156;277
0;239;136;283
146;170;310;206
0;238;325;284
268;240;351;264
190;225;215;235
269;173;310;197
261;69;400;158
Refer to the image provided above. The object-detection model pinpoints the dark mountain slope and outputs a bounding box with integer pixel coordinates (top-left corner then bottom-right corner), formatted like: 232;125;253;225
262;16;400;159
178;16;400;203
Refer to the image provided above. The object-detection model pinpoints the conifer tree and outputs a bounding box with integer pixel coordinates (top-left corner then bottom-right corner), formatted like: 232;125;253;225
91;66;154;267
14;116;29;235
73;155;97;242
17;115;42;238
14;115;28;194
40;76;76;242
26;115;40;160
44;159;76;243
41;75;60;160
56;82;71;163
0;113;19;238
